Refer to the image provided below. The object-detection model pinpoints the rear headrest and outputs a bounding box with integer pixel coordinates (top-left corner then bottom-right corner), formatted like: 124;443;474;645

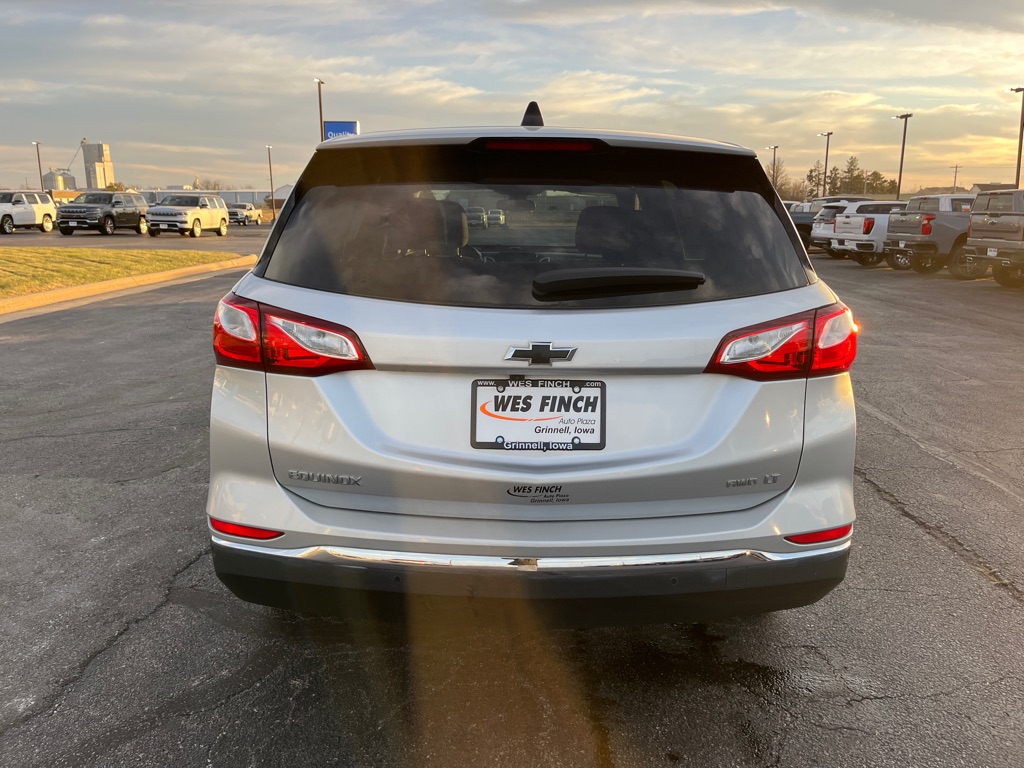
386;198;446;252
575;205;633;254
438;200;468;250
386;198;468;254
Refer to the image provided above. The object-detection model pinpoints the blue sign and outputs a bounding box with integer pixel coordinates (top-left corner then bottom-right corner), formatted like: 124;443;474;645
323;121;360;140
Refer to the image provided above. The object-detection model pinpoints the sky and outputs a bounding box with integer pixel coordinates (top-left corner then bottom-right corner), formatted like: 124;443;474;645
3;0;1024;194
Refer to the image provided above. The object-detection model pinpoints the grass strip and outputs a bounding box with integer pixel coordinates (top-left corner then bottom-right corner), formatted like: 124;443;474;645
0;247;245;299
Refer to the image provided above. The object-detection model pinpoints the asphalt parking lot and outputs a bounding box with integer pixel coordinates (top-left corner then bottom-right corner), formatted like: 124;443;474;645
3;221;273;253
1;254;1023;767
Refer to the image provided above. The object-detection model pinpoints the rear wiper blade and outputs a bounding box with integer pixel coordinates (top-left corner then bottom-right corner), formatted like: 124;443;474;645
532;267;706;301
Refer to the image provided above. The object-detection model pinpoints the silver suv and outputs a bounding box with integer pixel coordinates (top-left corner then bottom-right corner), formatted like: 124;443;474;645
147;193;229;237
208;107;858;624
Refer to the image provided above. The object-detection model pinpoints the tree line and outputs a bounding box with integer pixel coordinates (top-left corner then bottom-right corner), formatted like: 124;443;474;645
765;156;899;200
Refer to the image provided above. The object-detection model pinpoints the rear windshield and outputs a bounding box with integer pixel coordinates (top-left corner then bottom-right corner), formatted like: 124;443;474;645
815;206;844;222
258;142;811;310
975;194;1018;212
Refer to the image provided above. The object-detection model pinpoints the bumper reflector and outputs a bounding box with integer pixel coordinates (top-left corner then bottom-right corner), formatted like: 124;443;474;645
785;524;853;545
209;518;284;540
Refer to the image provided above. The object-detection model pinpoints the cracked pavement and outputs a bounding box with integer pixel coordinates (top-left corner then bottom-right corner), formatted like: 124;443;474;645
1;259;1023;767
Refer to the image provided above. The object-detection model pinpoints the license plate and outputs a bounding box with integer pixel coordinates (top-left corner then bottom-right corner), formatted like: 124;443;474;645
159;223;168;229
472;379;605;451
899;240;906;248
988;248;999;257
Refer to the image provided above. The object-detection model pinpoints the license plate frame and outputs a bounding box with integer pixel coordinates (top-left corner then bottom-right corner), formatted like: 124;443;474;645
471;378;606;451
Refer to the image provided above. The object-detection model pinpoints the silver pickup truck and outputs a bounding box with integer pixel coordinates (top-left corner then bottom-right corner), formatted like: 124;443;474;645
964;189;1024;287
883;194;977;277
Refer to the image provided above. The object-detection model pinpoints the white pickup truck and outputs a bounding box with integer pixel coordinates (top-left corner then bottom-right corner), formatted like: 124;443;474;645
831;200;908;267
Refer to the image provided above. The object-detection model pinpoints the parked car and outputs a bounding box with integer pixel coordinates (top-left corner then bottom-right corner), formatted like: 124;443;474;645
884;194;977;277
466;206;488;228
146;193;229;237
207;108;858;625
56;191;149;236
964;189;1024;286
832;201;909;267
0;191;57;234
488;209;507;227
229;203;263;226
809;203;854;257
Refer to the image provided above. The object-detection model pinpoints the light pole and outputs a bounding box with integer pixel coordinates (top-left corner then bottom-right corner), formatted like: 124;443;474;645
266;145;276;222
1008;87;1024;188
765;145;779;187
891;113;913;200
314;78;325;142
817;132;833;197
31;141;43;191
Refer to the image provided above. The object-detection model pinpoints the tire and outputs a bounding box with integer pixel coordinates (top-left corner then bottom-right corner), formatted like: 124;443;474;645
59;226;74;236
947;245;988;280
885;251;912;270
216;219;228;237
99;216;115;236
189;219;202;238
910;254;945;274
39;215;53;233
0;216;13;235
992;265;1024;288
255;216;262;226
148;229;160;237
136;218;148;235
853;252;883;267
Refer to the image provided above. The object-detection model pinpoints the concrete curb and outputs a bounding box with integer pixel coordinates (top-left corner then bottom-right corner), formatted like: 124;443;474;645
0;254;259;316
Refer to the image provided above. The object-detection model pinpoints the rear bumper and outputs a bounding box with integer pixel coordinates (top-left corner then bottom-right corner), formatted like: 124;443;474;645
965;243;1024;266
211;535;850;624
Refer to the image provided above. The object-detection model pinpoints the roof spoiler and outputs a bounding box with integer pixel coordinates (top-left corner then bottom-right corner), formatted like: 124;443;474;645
521;102;544;127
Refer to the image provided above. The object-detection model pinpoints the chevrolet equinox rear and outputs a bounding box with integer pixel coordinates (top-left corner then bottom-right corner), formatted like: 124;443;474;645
208;108;857;624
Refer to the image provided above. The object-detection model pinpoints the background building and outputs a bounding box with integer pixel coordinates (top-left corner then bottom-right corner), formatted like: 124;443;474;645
82;141;115;189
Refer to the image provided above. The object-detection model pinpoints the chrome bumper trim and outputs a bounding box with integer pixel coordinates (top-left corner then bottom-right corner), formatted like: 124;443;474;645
211;536;851;571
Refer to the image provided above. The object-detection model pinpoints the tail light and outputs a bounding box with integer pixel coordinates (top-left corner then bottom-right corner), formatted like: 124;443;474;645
921;214;936;236
213;292;373;376
862;217;875;235
704;302;858;381
785;523;852;545
832;219;837;233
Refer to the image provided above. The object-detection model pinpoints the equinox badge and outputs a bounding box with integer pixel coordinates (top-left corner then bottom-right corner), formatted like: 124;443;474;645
504;342;577;366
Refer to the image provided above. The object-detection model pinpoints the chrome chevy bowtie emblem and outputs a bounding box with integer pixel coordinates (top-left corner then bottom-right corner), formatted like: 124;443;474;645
504;342;577;366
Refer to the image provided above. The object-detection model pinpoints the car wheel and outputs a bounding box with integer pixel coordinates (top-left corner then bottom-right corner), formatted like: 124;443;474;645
255;217;262;226
992;265;1024;288
39;215;53;233
853;253;883;267
137;218;148;235
190;220;202;238
59;226;74;236
216;219;228;236
910;254;944;274
885;251;912;270
148;229;160;237
947;245;987;280
0;216;13;235
99;216;115;236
